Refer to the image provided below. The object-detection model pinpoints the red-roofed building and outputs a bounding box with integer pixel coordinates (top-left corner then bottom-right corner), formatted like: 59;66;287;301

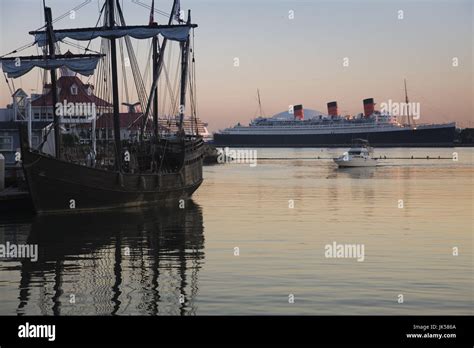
31;75;112;124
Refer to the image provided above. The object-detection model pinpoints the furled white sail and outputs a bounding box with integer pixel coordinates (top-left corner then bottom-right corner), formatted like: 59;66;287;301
32;25;192;47
0;55;101;78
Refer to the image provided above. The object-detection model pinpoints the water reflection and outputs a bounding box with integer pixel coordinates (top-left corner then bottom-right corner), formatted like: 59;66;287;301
5;201;204;315
332;167;376;179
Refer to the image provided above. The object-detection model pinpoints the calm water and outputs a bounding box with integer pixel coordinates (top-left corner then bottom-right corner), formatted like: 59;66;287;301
0;147;472;315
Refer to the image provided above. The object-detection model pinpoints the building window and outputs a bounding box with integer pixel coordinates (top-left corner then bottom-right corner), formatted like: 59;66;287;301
71;85;78;95
0;136;13;151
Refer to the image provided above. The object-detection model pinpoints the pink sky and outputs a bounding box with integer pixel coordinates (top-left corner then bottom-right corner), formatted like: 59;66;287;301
1;0;472;131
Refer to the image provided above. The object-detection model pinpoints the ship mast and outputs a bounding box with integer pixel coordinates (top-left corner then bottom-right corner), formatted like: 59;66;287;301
151;0;179;142
44;6;60;158
404;79;411;127
257;88;264;117
31;0;196;144
139;0;184;140
151;0;159;141
178;10;191;134
108;0;122;171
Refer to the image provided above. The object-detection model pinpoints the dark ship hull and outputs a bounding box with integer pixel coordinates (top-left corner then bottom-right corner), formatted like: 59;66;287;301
214;124;456;147
21;133;204;214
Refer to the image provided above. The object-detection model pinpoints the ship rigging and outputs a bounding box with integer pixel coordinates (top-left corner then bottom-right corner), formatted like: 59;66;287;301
0;0;205;213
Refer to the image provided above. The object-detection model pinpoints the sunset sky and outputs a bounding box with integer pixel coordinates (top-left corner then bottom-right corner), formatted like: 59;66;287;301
0;0;472;131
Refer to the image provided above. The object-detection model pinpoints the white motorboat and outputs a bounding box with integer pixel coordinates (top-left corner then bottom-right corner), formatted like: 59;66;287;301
333;139;378;168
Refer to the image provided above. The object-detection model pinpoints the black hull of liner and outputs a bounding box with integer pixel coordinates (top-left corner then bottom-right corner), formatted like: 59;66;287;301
213;126;456;147
21;149;203;214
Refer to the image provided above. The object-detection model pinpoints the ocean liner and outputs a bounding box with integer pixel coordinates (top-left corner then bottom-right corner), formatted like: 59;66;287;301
0;0;204;213
214;91;456;147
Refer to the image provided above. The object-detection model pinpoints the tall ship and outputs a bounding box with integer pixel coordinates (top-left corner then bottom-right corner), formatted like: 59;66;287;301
0;0;204;213
214;89;456;147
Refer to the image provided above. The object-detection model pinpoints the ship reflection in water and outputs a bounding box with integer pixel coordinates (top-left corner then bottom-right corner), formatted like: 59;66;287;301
2;202;204;315
331;167;376;179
